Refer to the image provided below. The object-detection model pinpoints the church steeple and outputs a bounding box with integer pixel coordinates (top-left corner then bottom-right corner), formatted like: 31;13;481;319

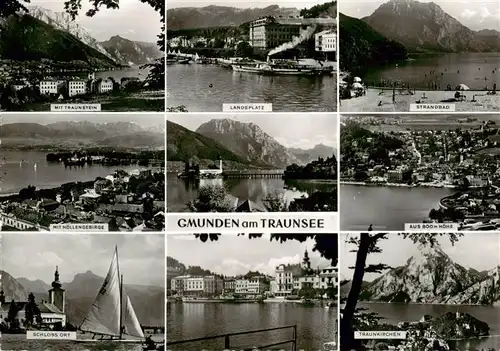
49;266;65;314
302;249;311;271
52;266;61;289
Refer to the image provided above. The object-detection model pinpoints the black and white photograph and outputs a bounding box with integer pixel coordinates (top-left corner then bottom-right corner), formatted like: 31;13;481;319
166;0;337;113
340;114;500;231
0;113;165;231
339;0;500;112
0;0;164;112
0;233;165;350
167;113;338;213
339;232;500;350
167;233;338;351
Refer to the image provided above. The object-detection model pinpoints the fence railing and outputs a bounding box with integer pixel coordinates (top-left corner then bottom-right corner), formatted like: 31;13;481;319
167;325;297;351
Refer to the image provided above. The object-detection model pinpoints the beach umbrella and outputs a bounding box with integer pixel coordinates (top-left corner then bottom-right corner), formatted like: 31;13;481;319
352;82;363;89
457;84;470;90
354;77;362;82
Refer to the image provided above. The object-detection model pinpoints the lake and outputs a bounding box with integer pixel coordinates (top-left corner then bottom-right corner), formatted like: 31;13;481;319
167;173;335;212
357;302;500;350
340;184;455;230
167;302;337;350
363;52;500;90
166;64;337;112
0;151;150;195
0;334;144;350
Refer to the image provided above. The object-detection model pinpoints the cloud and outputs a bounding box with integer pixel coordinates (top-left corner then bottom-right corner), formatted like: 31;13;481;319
460;9;477;20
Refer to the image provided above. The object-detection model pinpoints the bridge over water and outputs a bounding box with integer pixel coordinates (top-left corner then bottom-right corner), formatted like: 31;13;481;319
222;169;284;179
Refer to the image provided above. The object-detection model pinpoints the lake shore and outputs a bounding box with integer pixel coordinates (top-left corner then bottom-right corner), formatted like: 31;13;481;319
340;88;500;112
340;180;458;189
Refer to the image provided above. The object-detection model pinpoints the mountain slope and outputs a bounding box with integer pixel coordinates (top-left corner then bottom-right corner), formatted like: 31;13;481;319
290;144;336;164
0;14;116;66
1;122;164;149
339;12;407;74
27;6;114;61
167;120;252;165
1;271;29;302
15;278;51;294
167;5;300;30
195;119;303;168
360;243;500;305
362;0;500;52
100;35;162;65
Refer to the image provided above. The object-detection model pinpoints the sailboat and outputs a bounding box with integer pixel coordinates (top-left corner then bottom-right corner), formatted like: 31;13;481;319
75;246;155;346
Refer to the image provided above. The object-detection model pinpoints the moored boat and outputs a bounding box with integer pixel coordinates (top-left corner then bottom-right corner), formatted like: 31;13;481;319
232;61;333;76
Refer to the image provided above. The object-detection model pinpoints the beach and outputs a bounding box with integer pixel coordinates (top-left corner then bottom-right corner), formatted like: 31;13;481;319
340;88;500;112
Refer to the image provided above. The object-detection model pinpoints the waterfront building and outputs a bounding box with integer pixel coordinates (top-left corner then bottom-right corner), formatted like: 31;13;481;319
315;30;336;52
272;250;338;297
235;278;267;295
68;80;87;96
171;275;223;297
0;267;66;329
39;80;64;95
249;16;301;49
199;159;223;176
98;80;113;93
224;279;235;293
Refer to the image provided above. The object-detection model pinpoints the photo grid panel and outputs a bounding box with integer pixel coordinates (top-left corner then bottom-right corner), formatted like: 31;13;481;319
166;113;339;233
0;0;164;113
339;232;500;351
0;233;166;350
166;233;339;351
166;0;338;113
0;113;165;233
338;0;500;113
339;113;500;233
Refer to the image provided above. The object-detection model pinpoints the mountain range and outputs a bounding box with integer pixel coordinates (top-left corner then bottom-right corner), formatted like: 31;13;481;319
3;270;164;327
361;0;500;52
167;118;335;169
0;6;161;66
357;243;500;305
0;121;165;149
167;5;300;30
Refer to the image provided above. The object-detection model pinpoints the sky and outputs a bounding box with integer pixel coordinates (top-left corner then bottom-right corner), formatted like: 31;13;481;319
1;234;165;287
167;113;338;150
2;113;164;128
28;0;161;42
168;0;329;10
340;0;500;31
167;234;334;276
339;233;500;282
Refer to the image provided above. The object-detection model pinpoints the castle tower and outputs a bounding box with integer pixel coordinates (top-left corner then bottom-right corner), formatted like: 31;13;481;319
48;266;65;314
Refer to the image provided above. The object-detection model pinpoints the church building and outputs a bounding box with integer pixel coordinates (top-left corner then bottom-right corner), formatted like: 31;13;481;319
0;267;67;329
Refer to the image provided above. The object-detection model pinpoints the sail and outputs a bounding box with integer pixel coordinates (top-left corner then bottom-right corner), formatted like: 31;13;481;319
123;295;145;338
80;248;121;337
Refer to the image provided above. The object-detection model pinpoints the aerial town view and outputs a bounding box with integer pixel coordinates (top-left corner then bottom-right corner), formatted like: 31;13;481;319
0;233;165;350
339;0;500;112
340;114;500;231
167;233;338;351
167;1;337;112
0;0;165;111
339;232;500;350
167;113;337;213
0;113;165;231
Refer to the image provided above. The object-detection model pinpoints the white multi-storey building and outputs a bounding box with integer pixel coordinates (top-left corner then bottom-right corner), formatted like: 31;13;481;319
235;278;267;295
98;80;113;93
315;30;336;52
68;80;87;96
171;275;223;296
40;80;64;95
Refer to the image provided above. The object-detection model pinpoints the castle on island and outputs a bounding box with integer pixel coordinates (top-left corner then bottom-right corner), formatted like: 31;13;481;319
0;267;66;329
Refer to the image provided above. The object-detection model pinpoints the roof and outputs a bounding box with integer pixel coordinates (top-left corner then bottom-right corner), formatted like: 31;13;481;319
39;303;63;314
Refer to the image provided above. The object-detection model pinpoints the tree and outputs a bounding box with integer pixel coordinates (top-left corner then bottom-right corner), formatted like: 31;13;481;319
235;41;252;58
24;292;42;328
188;184;234;212
6;299;20;330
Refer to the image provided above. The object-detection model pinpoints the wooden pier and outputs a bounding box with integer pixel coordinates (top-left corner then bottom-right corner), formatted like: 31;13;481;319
222;170;284;179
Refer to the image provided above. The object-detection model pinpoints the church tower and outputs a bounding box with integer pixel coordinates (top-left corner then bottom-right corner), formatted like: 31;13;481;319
48;266;65;313
302;249;311;271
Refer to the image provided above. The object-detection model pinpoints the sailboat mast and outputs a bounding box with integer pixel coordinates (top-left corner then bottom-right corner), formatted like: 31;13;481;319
115;245;123;340
119;274;123;340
